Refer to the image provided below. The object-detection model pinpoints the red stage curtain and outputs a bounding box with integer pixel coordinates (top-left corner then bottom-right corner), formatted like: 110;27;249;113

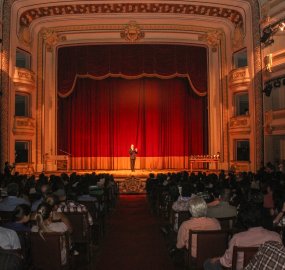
57;77;207;170
57;45;207;97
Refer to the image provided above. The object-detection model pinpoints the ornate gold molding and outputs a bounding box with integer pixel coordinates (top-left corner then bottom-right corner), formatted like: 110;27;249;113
198;30;223;52
19;3;244;28
120;21;145;42
229;116;251;134
229;67;250;87
40;27;66;52
13;116;35;135
13;67;35;88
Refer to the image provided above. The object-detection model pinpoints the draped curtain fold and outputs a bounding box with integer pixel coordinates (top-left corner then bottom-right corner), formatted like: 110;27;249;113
57;45;208;170
57;45;208;97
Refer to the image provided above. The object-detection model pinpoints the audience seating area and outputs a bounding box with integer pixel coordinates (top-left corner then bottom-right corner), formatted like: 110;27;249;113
0;172;118;270
1;165;285;270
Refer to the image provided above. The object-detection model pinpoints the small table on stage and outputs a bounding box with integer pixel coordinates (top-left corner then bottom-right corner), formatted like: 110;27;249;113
189;155;220;171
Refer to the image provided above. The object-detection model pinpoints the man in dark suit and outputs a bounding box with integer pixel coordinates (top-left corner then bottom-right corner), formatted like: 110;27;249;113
129;144;138;172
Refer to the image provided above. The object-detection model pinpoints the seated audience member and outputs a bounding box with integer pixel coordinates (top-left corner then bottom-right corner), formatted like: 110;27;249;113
0;183;30;211
0;226;21;250
244;241;285;270
32;203;69;265
207;189;237;219
204;204;282;270
31;182;49;212
172;185;195;212
176;197;221;258
32;202;68;234
4;204;31;232
44;195;72;233
54;189;93;226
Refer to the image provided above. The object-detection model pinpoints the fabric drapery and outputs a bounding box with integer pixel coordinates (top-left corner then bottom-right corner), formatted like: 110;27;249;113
57;77;207;170
57;45;208;97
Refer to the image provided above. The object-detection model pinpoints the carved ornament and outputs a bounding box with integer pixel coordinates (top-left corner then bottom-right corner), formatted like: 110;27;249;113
13;117;35;135
13;67;35;88
232;26;245;51
19;3;244;28
229;116;250;131
198;30;223;52
264;109;285;135
120;21;144;42
229;67;250;88
40;28;66;52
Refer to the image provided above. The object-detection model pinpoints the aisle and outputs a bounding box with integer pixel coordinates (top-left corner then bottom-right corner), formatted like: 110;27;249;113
95;195;176;270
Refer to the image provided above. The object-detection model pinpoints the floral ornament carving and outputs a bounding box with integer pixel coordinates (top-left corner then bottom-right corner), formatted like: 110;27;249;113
199;30;223;52
40;28;66;52
120;21;145;42
232;26;245;51
19;26;32;47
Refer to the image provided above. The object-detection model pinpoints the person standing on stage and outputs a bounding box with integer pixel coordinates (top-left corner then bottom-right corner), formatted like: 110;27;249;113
129;144;138;172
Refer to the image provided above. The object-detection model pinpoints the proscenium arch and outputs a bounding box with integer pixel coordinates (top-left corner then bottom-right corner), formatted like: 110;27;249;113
0;0;262;171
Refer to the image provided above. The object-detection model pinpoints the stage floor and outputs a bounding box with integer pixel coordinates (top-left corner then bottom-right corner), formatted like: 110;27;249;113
43;168;219;179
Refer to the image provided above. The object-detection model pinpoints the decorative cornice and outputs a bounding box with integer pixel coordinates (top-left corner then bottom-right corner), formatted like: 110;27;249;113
19;3;244;29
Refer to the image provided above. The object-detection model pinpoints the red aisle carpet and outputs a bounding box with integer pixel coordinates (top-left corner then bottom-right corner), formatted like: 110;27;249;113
95;195;176;270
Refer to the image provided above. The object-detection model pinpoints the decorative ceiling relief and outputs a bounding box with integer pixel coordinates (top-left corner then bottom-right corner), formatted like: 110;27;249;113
40;28;66;52
19;3;244;28
120;21;145;42
198;30;223;52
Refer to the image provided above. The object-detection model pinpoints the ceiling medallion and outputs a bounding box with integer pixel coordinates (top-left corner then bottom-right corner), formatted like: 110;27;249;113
120;21;145;42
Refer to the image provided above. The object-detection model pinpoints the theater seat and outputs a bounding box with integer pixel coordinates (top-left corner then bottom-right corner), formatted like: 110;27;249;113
231;246;259;270
186;230;229;270
30;232;70;270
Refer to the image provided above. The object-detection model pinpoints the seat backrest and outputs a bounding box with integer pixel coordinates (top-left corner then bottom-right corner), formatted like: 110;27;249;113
232;246;259;270
217;216;236;231
0;211;14;225
63;212;90;243
188;230;229;270
30;232;70;270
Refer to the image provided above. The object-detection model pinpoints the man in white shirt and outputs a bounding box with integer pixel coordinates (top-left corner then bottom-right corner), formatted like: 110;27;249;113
0;226;21;250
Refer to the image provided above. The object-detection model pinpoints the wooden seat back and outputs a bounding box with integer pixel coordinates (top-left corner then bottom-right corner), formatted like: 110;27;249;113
30;232;70;270
231;246;259;270
187;230;229;270
0;211;13;225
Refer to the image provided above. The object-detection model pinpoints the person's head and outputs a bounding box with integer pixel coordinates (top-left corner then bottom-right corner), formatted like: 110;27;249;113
238;204;263;229
131;144;134;149
45;194;60;209
36;202;53;221
7;183;19;196
12;204;31;223
53;188;66;202
188;197;207;218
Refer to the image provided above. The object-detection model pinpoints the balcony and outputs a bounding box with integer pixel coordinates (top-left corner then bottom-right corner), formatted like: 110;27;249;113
229;115;250;134
13;67;35;89
229;67;250;88
13;116;35;135
264;109;285;135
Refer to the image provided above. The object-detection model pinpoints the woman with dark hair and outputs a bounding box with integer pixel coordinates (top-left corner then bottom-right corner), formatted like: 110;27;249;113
4;204;31;232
